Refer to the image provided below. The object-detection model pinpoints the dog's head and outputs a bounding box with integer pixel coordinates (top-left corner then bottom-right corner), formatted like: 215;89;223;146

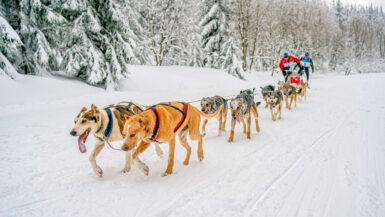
261;85;275;98
230;97;246;122
70;105;102;153
121;114;150;151
266;94;279;109
281;83;293;95
200;97;215;114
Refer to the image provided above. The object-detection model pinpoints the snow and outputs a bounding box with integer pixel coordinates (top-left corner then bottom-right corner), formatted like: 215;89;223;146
1;66;385;217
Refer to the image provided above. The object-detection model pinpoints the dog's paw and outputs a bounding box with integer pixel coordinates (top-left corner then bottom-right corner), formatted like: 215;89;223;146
121;167;131;173
162;171;172;177
183;159;189;165
198;155;204;161
94;166;103;178
141;165;149;176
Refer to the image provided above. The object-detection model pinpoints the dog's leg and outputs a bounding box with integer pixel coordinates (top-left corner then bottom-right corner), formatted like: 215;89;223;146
274;107;279;120
289;96;293;109
201;119;208;137
178;128;191;165
163;136;176;176
285;96;290;109
222;106;228;132
247;114;251;139
228;118;236;142
132;141;151;176
241;118;246;134
155;143;163;158
251;104;261;133
89;141;105;178
217;112;223;136
270;107;275;121
121;152;132;173
278;104;282;120
294;94;297;107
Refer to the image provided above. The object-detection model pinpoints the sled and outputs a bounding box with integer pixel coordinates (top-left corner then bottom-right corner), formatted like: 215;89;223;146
290;76;303;84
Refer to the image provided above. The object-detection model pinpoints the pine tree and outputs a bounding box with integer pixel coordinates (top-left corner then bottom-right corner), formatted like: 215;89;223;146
56;0;141;90
199;0;228;68
0;6;23;78
221;38;244;79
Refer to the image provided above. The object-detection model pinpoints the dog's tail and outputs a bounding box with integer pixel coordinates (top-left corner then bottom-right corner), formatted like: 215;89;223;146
199;105;223;119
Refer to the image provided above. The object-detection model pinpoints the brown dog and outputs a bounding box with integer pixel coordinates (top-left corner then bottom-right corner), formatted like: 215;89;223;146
278;81;297;109
200;96;228;136
121;102;222;176
70;102;163;178
295;81;307;102
266;90;283;121
228;90;261;142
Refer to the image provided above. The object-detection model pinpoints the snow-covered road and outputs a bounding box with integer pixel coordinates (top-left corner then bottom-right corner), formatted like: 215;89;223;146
1;67;384;217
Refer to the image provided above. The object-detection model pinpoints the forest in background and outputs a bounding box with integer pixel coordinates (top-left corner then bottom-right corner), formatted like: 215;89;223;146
1;0;384;89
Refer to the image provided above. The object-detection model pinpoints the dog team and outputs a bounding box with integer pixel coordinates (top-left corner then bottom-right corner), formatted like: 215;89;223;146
70;79;308;178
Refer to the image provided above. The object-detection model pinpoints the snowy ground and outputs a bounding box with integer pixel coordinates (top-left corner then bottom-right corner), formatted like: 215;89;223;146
1;66;384;217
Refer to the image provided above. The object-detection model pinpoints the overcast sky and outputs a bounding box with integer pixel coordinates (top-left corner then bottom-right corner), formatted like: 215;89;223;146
335;0;385;8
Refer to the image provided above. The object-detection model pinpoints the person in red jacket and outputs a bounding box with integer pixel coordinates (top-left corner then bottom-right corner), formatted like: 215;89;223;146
279;53;301;82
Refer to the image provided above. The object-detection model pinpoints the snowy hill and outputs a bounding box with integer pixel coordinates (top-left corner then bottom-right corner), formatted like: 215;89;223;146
1;66;385;217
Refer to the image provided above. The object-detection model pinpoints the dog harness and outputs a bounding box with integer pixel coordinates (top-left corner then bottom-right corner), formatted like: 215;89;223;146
95;107;113;142
108;102;143;116
284;86;294;97
211;96;226;114
146;102;189;143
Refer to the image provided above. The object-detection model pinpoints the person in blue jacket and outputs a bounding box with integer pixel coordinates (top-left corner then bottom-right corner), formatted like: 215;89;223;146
298;52;314;86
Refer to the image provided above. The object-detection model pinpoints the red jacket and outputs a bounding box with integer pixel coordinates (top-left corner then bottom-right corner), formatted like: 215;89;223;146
279;56;300;70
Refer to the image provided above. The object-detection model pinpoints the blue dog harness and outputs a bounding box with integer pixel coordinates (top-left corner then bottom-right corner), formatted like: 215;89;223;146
95;107;113;142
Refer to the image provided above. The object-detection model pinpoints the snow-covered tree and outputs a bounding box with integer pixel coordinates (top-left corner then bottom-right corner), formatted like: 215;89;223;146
0;6;23;78
199;0;229;68
221;38;244;79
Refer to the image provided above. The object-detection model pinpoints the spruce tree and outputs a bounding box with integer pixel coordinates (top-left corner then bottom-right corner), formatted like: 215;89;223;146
0;5;23;78
221;38;244;79
199;0;228;68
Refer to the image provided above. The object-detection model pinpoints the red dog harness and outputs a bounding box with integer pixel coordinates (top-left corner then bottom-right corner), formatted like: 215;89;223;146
147;102;188;142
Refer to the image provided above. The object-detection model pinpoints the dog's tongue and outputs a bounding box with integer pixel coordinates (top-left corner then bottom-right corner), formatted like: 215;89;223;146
78;130;88;153
236;116;240;123
270;104;273;109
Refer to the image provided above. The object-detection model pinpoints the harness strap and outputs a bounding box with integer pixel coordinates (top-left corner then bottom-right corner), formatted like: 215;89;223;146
146;102;188;142
119;101;144;112
104;108;113;139
173;103;188;133
148;107;160;142
157;103;184;114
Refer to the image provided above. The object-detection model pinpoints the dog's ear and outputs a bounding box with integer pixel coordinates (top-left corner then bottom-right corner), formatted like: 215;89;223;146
138;116;149;127
124;114;131;120
91;104;100;114
80;107;87;113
